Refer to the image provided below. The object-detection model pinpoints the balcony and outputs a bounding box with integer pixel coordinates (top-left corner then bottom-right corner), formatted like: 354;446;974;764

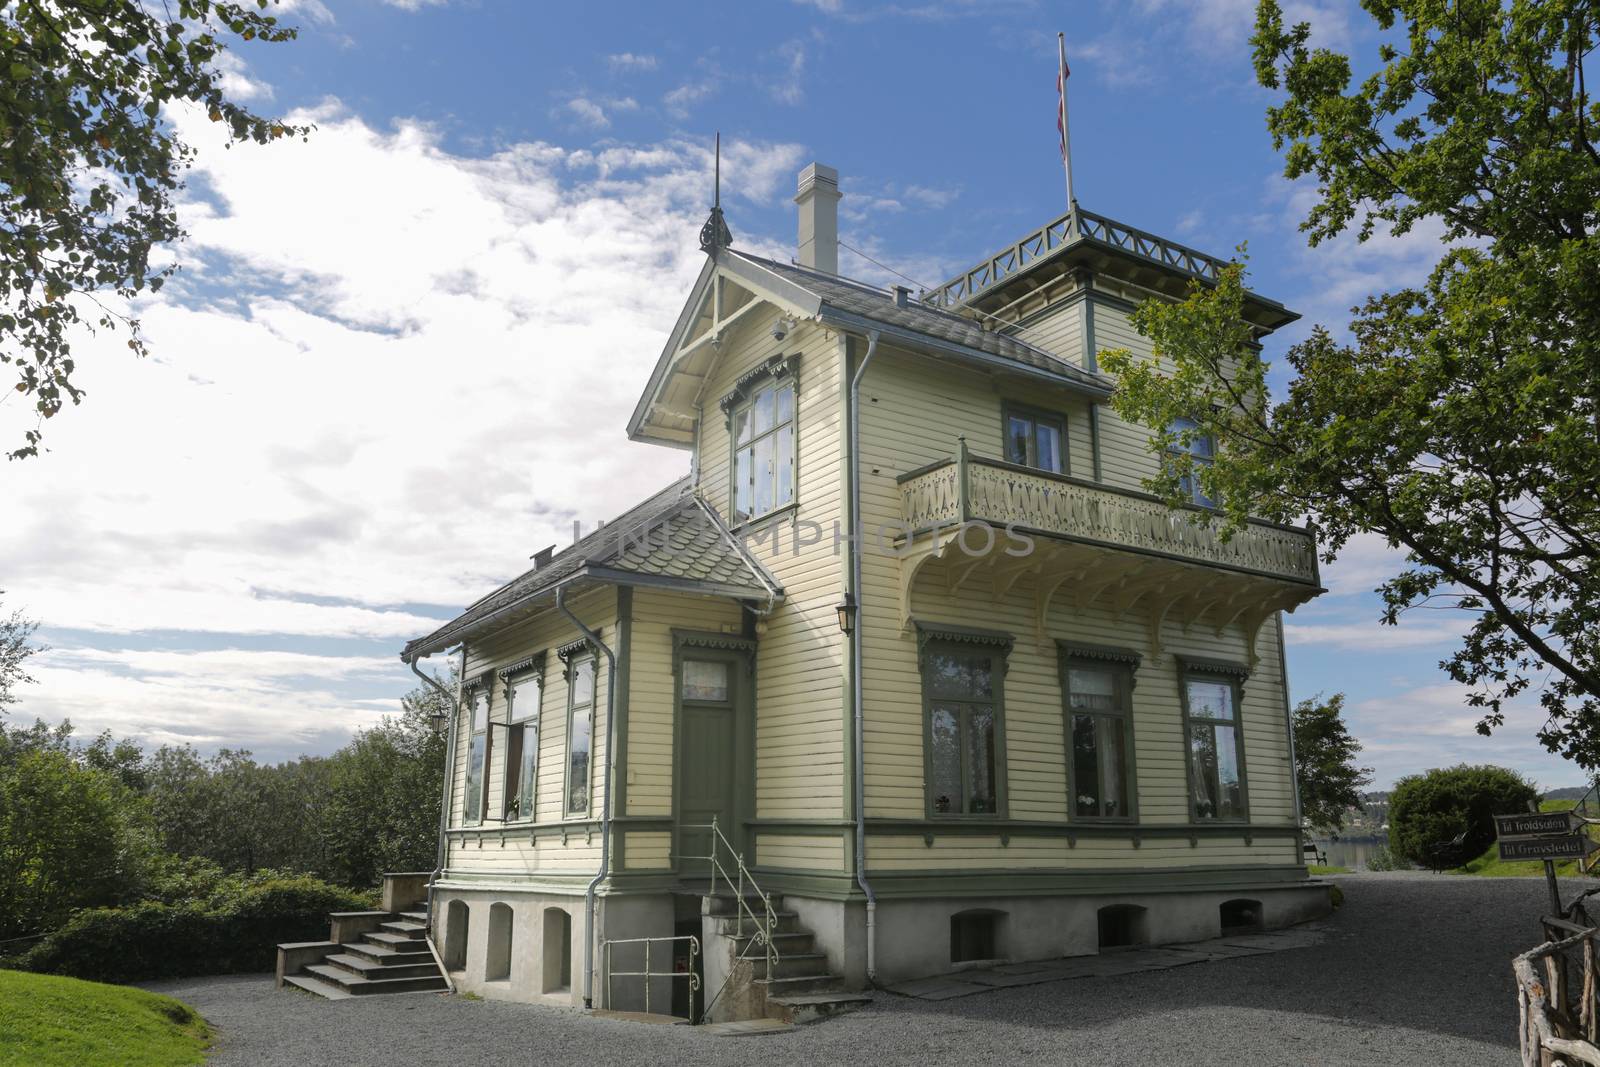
894;449;1323;661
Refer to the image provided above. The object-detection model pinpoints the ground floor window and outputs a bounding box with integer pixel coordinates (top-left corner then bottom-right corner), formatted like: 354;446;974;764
504;663;542;821
463;687;490;825
1060;646;1139;820
565;652;595;815
917;625;1011;818
1180;659;1249;821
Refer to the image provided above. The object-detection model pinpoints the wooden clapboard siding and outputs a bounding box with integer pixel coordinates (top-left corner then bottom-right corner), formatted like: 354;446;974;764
624;831;672;870
693;310;846;820
625;587;743;817
757;833;850;873
445;585;615;876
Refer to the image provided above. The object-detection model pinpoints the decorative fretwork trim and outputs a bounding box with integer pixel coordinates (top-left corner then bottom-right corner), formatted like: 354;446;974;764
1057;641;1142;670
497;651;547;681
914;621;1015;672
718;353;797;415
1175;654;1250;681
673;632;757;655
461;670;495;692
557;633;600;663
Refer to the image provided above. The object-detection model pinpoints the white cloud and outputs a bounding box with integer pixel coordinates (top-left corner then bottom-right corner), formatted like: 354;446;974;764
1284;618;1462;651
213;52;274;103
664;79;719;118
772;40;808;105
277;0;335;25
564;97;613;129
381;0;447;10
2;100;807;753
606;53;658;72
1137;0;1352;55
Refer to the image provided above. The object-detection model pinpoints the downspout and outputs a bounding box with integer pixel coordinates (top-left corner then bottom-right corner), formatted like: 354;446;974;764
848;329;881;982
408;649;462;994
556;585;617;1011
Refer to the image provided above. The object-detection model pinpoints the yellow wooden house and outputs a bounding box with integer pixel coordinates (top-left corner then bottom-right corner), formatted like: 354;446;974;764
395;161;1330;1019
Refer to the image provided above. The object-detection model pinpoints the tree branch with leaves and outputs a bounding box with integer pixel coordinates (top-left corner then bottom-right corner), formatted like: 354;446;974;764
1;0;309;458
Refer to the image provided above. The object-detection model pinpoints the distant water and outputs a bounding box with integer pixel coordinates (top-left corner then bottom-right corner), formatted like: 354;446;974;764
1310;835;1390;870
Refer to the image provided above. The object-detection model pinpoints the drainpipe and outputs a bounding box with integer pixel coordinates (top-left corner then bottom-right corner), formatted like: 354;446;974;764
408;649;462;993
556;585;617;1011
848;329;881;982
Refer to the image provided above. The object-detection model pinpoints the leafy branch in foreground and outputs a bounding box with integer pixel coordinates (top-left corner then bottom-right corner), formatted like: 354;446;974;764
1;0;310;459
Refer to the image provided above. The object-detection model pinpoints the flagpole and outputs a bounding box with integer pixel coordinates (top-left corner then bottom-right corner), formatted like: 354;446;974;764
1058;31;1076;210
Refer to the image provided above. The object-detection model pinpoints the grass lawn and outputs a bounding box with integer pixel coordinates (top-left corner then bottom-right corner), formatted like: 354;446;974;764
1453;799;1594;877
1308;864;1352;875
0;969;209;1067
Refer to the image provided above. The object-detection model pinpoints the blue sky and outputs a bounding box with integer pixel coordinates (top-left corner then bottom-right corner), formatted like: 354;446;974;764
0;0;1580;789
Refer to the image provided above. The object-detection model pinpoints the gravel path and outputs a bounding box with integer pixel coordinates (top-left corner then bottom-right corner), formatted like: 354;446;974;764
149;873;1556;1066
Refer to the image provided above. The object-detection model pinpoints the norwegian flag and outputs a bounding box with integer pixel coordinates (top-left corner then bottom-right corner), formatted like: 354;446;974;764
1057;33;1076;205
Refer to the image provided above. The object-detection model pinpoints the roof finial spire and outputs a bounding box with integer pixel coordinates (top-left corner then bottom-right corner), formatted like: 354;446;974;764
699;131;733;255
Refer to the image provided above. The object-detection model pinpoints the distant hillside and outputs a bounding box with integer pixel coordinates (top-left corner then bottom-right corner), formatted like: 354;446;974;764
1544;786;1594;801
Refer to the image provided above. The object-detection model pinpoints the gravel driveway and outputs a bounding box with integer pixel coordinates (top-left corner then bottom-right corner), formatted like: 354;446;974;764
148;873;1552;1066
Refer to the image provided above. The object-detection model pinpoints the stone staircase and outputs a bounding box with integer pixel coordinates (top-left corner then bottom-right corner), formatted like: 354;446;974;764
702;892;871;1025
278;907;449;1000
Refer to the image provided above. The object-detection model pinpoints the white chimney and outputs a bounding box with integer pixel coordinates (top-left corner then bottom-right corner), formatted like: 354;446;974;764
795;162;841;274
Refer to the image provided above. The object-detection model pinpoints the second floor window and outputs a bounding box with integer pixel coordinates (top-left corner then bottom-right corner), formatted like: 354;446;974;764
1166;415;1216;507
1004;405;1066;474
732;380;795;522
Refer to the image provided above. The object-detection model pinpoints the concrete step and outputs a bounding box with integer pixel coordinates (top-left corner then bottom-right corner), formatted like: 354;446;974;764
365;930;433;951
304;963;447;996
732;931;815;957
379;920;428;940
323;953;442;981
399;910;429;924
708;910;804;937
754;973;841;996
343;941;430;965
283;973;353;1001
749;952;832;980
704;892;785;918
769;990;874;1025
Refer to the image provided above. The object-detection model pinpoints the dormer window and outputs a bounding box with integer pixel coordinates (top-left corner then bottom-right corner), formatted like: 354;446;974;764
731;379;796;523
1003;403;1066;475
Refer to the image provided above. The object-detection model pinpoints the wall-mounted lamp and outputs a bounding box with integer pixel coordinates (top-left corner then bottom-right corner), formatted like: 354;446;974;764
835;593;857;635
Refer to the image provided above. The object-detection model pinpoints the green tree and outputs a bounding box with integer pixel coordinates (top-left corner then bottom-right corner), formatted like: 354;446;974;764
1101;1;1600;766
318;676;448;889
0;748;152;939
0;594;42;713
1292;693;1372;831
1387;764;1539;866
1;0;309;459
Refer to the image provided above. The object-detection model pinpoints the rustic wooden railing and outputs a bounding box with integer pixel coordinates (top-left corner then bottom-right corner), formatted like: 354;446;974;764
896;447;1319;586
1516;912;1600;1066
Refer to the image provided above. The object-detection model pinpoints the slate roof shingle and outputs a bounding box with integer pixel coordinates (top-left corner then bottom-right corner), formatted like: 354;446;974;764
728;250;1115;394
400;478;779;662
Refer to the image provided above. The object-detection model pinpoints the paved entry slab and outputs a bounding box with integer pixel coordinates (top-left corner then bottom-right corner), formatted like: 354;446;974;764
883;923;1333;1001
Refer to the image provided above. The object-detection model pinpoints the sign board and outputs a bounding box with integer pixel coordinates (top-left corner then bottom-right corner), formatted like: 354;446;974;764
1498;834;1598;862
1494;811;1579;837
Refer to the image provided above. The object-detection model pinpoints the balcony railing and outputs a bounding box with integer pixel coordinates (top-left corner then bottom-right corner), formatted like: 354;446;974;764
897;450;1319;586
921;205;1230;310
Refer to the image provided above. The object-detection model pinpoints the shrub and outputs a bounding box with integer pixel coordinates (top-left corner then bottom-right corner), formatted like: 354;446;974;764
17;875;370;983
1388;764;1538;866
1365;844;1404;871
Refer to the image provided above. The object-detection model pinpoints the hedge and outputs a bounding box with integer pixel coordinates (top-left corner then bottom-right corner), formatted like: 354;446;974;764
1388;764;1540;867
14;876;371;984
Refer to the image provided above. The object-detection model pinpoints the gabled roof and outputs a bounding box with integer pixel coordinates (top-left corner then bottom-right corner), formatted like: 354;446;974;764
400;479;781;663
728;251;1114;392
628;247;1115;446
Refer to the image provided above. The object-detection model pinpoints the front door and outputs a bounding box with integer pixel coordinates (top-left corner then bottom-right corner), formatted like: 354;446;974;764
676;652;747;879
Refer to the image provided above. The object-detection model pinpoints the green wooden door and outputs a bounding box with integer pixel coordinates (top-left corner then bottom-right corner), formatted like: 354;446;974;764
677;654;744;878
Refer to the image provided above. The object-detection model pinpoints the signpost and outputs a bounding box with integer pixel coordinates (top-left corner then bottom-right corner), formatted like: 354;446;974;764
1495;804;1598;916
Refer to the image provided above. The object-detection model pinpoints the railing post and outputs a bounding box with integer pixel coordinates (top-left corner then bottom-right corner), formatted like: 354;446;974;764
956;437;970;524
643;937;651;1016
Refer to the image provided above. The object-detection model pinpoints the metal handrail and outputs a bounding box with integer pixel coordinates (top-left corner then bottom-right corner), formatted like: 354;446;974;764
603;934;700;1021
683;816;782;1019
